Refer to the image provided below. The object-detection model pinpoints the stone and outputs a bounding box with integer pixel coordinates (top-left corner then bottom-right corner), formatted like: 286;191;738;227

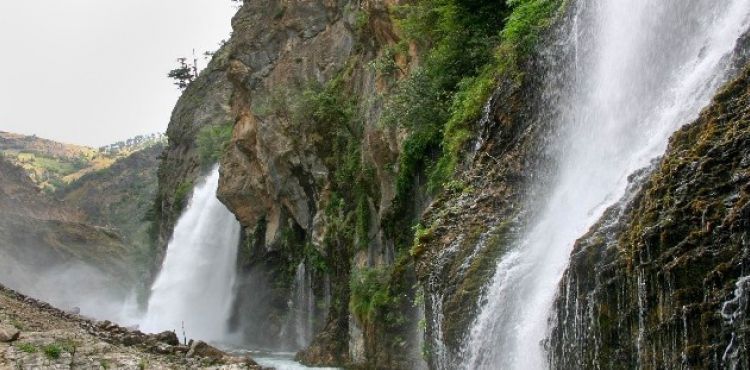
0;324;20;342
185;340;225;362
154;330;179;346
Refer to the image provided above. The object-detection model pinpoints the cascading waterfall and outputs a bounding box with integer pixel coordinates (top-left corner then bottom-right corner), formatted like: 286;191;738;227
459;1;750;369
140;166;241;343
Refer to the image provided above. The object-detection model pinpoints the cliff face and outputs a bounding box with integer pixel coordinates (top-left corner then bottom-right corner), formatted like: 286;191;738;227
153;44;233;267
156;0;750;368
216;0;405;362
159;0;550;367
549;61;750;369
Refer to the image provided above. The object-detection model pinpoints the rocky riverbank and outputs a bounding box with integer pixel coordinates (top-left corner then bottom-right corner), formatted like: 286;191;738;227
0;284;266;369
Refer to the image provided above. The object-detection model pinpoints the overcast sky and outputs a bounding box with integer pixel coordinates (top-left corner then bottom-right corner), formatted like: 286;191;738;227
0;0;237;147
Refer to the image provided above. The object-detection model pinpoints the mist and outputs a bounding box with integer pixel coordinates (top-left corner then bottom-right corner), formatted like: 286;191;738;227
0;249;140;324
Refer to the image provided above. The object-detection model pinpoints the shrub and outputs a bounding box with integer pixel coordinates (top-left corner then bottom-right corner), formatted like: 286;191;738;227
173;180;193;210
382;0;564;244
43;344;62;359
349;267;393;326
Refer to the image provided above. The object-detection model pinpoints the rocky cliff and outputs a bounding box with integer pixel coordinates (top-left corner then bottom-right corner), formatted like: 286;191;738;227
157;0;558;367
549;58;750;370
152;43;233;269
156;0;750;368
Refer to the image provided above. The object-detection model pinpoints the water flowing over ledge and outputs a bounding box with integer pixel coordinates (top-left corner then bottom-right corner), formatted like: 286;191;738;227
457;1;750;369
140;166;241;343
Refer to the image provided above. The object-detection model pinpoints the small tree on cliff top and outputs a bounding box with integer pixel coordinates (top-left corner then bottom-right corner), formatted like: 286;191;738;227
168;57;197;90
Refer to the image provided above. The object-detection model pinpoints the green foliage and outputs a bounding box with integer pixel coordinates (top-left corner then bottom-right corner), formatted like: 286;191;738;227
43;343;62;359
382;0;563;242
196;122;233;167
17;343;37;353
410;222;434;258
173;180;193;210
354;10;370;32
349;266;394;326
502;0;562;54
292;73;380;254
369;44;406;79
304;242;329;274
168;57;195;90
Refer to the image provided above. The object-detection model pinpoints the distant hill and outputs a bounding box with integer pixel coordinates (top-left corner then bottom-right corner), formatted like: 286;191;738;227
61;143;164;264
0;157;135;295
0;131;165;193
0;132;165;309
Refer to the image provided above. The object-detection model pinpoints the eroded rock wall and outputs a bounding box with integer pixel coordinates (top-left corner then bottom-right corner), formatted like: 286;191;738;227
550;60;750;370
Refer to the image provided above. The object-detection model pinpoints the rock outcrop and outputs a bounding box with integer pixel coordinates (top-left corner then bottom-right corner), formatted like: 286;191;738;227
153;43;233;270
549;59;750;370
214;0;406;364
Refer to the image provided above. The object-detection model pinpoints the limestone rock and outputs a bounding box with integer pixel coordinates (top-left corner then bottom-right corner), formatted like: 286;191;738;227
154;330;180;346
0;323;19;342
186;340;225;361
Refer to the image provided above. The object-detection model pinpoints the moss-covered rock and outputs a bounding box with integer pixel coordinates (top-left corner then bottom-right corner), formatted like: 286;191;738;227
550;62;750;369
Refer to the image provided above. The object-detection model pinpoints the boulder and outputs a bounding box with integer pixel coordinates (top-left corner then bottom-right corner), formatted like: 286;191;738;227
0;324;20;342
185;340;225;362
154;330;180;346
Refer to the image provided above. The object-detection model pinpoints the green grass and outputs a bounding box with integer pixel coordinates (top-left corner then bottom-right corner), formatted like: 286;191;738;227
16;343;37;353
43;343;62;359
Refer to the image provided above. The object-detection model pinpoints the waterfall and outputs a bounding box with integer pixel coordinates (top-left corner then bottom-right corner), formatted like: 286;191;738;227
459;1;750;369
140;166;241;343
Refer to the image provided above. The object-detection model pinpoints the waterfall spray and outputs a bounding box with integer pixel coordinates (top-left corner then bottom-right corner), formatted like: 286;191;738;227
458;1;750;369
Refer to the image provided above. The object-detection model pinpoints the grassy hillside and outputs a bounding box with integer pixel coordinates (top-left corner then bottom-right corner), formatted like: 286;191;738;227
60;144;164;277
0;131;164;193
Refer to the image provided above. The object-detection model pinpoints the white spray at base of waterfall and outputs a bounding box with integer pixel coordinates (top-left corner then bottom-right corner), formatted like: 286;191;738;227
458;1;750;369
140;166;241;343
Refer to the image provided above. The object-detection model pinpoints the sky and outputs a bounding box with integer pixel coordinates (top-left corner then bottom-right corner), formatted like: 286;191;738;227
0;0;237;147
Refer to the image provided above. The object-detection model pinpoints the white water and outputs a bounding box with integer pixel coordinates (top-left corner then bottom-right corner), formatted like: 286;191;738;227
460;1;750;369
140;167;241;343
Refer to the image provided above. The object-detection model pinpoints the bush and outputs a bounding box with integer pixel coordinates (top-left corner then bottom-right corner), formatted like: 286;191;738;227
173;180;193;210
43;344;62;359
349;267;393;326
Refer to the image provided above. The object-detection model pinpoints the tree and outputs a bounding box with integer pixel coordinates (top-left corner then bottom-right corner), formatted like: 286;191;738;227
167;57;196;90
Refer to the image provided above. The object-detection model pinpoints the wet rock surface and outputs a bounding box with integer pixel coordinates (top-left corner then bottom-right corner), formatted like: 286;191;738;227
550;63;750;369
